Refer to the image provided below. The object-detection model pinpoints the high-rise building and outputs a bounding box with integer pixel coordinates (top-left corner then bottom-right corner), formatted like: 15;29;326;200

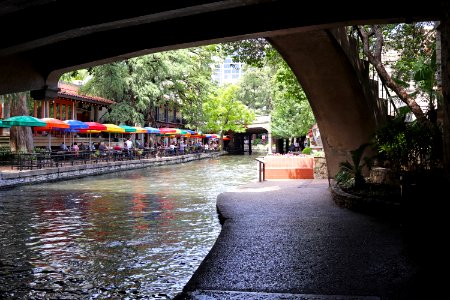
212;56;244;85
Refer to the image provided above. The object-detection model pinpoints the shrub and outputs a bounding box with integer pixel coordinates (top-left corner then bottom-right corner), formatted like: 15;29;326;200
302;147;312;155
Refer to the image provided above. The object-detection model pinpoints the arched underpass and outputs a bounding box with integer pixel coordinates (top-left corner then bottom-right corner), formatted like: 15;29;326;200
0;1;449;179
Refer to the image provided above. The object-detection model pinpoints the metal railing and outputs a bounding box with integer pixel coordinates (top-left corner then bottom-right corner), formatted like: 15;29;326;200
255;157;265;182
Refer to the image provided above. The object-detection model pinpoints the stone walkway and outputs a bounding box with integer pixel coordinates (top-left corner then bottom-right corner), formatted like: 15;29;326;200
175;179;442;300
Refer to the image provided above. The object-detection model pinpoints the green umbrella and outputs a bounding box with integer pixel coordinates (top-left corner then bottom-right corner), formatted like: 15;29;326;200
119;124;137;133
0;120;11;128
2;115;46;127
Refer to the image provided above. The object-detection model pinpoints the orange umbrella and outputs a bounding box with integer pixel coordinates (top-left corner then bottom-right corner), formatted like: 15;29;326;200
35;118;71;149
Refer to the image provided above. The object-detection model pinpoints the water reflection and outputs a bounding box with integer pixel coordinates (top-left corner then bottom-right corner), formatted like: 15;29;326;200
0;155;258;299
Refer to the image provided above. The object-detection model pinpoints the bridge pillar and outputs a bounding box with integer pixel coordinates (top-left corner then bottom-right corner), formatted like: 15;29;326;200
30;85;59;118
269;30;380;178
440;10;450;183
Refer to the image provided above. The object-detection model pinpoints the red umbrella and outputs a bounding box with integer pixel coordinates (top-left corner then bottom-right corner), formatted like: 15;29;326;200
78;122;107;147
159;127;177;134
81;122;107;131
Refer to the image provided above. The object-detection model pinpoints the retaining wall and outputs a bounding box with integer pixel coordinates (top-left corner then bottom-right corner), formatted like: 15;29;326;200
1;152;223;189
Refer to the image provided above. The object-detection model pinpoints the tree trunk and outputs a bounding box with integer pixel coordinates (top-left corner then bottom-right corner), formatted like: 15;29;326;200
357;25;429;124
9;92;34;153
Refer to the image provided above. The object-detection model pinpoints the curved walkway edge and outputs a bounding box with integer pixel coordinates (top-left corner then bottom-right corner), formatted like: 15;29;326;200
0;152;225;189
175;179;441;300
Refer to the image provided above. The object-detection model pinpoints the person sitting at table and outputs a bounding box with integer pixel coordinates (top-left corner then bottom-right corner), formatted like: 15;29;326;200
60;142;68;151
113;143;122;151
98;142;108;156
72;142;79;157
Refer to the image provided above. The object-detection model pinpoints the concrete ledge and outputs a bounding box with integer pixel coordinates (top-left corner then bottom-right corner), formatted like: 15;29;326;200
329;180;401;217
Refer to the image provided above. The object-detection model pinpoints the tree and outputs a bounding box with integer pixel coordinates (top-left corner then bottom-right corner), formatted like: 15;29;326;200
271;58;315;138
5;92;34;152
219;39;316;140
235;65;273;115
203;84;255;149
356;23;436;124
81;47;216;128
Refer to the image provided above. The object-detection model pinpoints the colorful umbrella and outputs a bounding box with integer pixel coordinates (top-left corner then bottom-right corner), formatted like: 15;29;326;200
79;122;107;148
159;127;176;134
82;122;107;131
119;124;137;133
2;115;46;127
64;119;88;130
0;120;11;128
63;120;89;147
133;126;148;134
34;118;70;149
103;124;126;147
103;124;125;133
145;127;160;134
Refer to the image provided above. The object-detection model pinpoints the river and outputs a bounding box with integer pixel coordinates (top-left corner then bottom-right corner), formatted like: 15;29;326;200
0;154;259;299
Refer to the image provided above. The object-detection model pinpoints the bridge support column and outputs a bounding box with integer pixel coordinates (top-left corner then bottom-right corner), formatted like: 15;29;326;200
441;11;450;183
30;85;59;118
269;30;379;177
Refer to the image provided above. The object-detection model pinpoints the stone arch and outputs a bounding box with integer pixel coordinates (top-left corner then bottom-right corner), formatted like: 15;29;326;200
268;29;380;177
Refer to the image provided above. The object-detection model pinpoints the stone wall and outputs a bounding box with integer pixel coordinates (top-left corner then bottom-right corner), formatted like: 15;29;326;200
314;156;328;179
0;152;223;189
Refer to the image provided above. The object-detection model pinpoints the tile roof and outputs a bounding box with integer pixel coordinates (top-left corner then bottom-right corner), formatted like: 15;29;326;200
58;82;115;105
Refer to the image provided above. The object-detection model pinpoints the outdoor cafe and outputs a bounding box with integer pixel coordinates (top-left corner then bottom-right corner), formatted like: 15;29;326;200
0;116;222;171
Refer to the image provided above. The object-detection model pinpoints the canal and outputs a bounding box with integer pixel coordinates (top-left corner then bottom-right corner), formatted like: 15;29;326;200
0;154;259;299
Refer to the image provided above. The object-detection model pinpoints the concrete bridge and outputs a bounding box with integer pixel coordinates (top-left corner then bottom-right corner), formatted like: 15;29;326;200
1;0;449;179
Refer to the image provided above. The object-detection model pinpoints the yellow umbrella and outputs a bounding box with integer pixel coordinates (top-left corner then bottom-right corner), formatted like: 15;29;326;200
104;124;126;133
133;126;148;133
103;124;126;147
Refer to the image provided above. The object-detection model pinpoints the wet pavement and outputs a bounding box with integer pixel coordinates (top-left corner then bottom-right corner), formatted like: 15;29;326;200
175;179;442;300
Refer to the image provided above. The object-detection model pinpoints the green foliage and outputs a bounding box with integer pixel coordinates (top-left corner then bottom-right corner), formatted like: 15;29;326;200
302;147;312;155
235;65;274;114
313;151;325;157
60;69;89;83
202;84;255;134
81;47;216;127
217;38;274;68
218;39;316;139
335;143;370;189
373;110;443;173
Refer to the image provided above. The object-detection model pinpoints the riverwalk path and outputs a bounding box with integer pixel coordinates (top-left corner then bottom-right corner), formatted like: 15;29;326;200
175;179;442;300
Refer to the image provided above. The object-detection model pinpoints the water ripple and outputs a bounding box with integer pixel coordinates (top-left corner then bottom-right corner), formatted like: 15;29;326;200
0;155;257;299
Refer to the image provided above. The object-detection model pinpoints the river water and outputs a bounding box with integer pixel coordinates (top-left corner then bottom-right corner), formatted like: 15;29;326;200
0;154;259;299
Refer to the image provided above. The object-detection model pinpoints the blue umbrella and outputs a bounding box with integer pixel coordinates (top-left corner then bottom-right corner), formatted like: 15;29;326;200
64;119;88;130
144;127;160;134
63;120;89;147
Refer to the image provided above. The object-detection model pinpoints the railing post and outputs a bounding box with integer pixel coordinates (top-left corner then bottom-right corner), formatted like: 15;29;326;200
255;157;265;182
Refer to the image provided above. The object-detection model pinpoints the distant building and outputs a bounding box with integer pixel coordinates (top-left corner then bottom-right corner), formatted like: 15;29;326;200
212;56;244;85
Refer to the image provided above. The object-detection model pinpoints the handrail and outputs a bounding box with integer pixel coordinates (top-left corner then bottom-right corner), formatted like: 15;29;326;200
255;157;265;182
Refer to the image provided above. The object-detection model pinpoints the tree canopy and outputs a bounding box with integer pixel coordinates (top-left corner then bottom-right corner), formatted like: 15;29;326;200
219;39;316;138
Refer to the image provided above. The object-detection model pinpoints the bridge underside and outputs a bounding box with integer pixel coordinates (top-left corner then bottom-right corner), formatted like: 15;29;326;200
1;0;450;180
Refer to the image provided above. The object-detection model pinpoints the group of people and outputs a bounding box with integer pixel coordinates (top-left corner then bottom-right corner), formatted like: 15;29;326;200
56;137;220;159
59;141;95;152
